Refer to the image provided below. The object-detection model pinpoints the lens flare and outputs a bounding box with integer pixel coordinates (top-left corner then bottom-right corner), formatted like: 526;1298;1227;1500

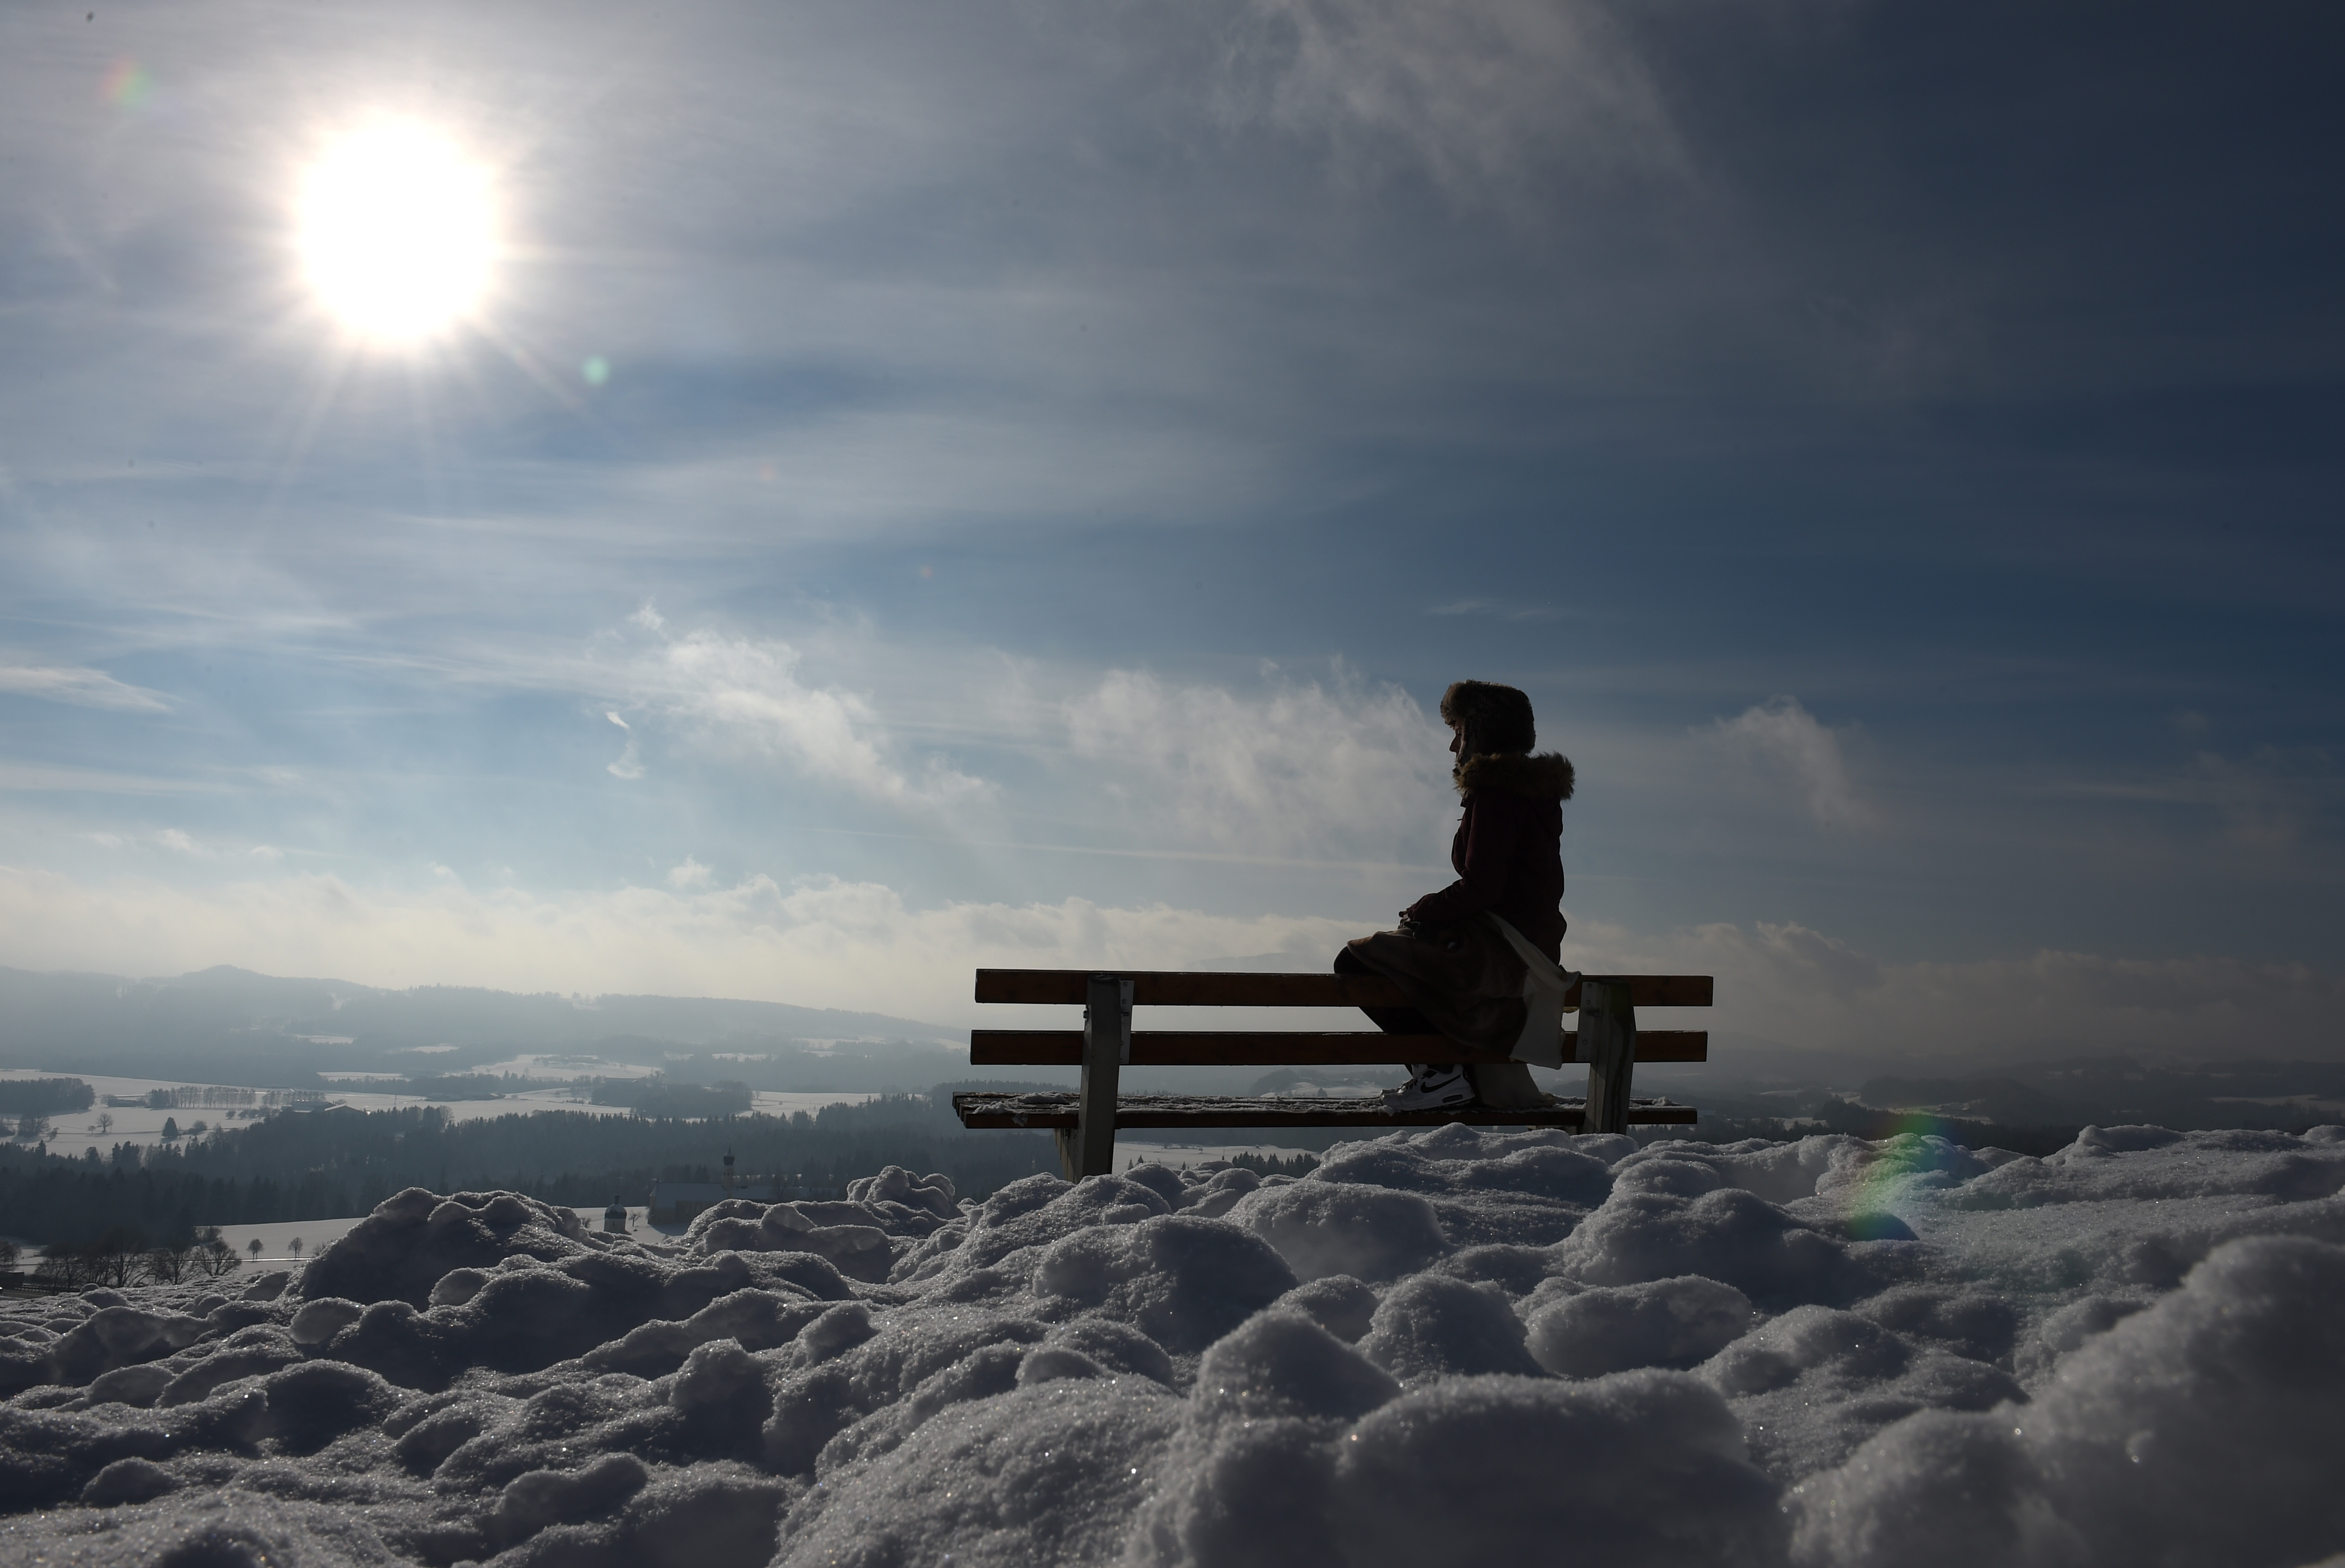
297;122;495;344
1842;1113;1962;1239
101;59;151;110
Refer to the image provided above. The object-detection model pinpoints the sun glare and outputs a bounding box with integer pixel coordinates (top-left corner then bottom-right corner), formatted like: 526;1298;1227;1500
297;122;496;344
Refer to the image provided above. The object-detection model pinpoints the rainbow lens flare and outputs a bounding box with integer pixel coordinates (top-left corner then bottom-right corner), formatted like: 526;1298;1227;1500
101;59;151;110
1840;1113;1966;1240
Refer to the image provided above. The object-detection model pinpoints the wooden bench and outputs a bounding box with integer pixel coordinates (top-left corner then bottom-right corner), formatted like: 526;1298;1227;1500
951;968;1713;1179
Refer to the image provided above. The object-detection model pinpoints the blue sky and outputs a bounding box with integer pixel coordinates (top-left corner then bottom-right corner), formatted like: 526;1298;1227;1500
2;0;2339;1059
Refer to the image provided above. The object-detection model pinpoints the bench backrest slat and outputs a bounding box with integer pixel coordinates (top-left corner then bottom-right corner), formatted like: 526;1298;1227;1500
974;969;1712;1009
971;1028;1708;1067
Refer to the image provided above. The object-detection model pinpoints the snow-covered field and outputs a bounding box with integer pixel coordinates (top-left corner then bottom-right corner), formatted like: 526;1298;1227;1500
131;1213;670;1268
2;1122;2342;1566
0;1069;878;1161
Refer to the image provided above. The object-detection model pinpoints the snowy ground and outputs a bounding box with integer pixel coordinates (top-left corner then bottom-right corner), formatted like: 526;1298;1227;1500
2;1123;2342;1566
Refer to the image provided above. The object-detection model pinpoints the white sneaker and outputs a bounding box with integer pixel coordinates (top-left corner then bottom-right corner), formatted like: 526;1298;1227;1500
1386;1066;1475;1111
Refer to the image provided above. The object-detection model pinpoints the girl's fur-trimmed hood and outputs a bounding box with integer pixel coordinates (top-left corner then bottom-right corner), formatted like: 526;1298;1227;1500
1455;751;1574;800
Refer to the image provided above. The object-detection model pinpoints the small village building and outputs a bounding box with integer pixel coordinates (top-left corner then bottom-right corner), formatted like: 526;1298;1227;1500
602;1196;628;1233
648;1157;773;1224
647;1180;776;1224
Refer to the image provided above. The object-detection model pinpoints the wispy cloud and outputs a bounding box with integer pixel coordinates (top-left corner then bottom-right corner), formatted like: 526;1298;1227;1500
603;711;643;780
1059;664;1451;860
0;662;171;713
1218;0;1688;199
2055;746;2337;856
1425;599;1562;621
607;615;988;806
0;763;215;795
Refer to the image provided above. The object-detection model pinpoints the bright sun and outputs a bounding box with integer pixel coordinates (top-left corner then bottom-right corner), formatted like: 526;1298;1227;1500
298;122;496;344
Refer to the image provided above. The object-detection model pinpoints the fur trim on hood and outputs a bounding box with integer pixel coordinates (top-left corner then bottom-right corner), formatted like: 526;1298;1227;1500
1455;751;1574;800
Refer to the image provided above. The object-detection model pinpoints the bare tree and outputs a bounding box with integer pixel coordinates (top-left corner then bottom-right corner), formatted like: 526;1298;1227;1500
86;1230;145;1289
0;1239;19;1277
144;1243;195;1285
287;1237;304;1260
246;1237;264;1260
34;1244;91;1291
96;1112;113;1137
192;1228;242;1279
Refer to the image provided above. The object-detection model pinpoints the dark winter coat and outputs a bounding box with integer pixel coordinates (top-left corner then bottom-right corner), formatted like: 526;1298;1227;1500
1402;751;1574;961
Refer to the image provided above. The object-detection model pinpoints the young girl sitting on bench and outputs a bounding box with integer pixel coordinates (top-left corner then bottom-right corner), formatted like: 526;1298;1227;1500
1335;679;1575;1110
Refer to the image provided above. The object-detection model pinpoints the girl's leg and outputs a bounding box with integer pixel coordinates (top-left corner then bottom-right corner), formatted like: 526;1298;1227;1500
1333;945;1437;1034
1334;947;1471;1106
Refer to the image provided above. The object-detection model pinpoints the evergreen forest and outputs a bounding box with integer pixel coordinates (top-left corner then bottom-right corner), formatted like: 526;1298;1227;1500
0;1089;1059;1251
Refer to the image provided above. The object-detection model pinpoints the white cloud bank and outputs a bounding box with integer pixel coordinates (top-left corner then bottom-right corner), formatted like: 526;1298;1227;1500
0;863;1359;1027
1;864;2333;1060
586;631;1454;868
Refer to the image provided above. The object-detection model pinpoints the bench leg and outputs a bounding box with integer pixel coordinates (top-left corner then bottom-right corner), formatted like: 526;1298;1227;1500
1581;979;1636;1136
1069;974;1130;1180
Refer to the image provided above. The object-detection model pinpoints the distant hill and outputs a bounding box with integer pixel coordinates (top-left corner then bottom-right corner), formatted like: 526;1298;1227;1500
0;965;962;1091
1856;1075;2088;1127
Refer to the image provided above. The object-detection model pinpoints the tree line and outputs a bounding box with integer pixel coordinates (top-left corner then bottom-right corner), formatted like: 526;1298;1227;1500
2;1227;248;1291
0;1091;1059;1250
589;1077;756;1118
143;1084;328;1110
0;1077;95;1116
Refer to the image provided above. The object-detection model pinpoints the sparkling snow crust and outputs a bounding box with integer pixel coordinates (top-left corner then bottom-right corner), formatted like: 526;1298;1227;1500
3;1125;2342;1566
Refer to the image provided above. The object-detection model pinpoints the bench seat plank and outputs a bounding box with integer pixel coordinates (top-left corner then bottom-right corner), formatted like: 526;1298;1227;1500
974;969;1713;1010
953;1090;1698;1131
970;1028;1708;1066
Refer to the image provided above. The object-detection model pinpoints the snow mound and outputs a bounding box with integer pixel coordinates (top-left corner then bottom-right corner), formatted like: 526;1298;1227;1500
1790;1233;2345;1568
1554;1183;1875;1306
1131;1360;1785;1568
1033;1213;1297;1352
1526;1273;1755;1377
0;1125;2339;1566
1227;1180;1447;1282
